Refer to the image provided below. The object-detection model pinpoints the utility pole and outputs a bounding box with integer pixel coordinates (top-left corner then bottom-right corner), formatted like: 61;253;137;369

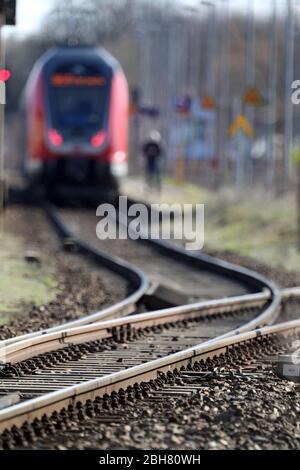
218;0;230;177
0;13;6;219
266;0;278;187
204;1;217;185
0;1;16;220
245;0;255;88
283;0;294;188
205;2;216;98
298;159;300;251
244;0;255;185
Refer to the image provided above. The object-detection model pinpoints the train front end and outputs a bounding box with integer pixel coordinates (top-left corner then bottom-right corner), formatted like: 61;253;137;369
24;46;129;200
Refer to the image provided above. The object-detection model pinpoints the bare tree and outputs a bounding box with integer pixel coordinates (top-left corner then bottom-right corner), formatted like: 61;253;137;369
41;0;134;45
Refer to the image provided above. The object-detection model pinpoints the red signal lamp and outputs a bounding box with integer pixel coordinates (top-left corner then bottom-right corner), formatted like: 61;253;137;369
91;130;106;148
0;69;11;82
48;128;63;146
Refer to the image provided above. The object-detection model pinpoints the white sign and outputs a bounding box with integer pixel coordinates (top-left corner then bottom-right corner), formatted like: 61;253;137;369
0;81;5;105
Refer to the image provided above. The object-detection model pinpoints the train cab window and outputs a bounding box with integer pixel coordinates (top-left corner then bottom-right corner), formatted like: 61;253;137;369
48;64;110;140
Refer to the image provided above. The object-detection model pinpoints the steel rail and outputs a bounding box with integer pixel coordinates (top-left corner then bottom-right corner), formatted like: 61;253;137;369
0;201;297;434
1;285;300;366
1;291;270;365
124;197;280;291
280;286;300;299
118;201;282;330
1;201;282;348
0;318;299;433
0;203;150;348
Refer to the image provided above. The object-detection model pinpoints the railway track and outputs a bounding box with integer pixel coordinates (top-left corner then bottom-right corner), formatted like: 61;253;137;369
24;324;300;450
0;280;298;441
0;199;296;448
53;202;282;330
0;314;299;449
59;205;269;301
1;200;281;347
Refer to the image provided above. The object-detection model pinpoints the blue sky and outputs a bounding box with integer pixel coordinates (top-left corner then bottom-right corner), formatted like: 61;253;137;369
3;0;287;36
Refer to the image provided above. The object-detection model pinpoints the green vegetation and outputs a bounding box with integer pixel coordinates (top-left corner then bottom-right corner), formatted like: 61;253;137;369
123;177;300;270
0;234;58;323
202;189;299;270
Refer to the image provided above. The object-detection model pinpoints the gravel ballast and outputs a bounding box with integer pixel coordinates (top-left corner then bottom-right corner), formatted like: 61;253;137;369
22;332;300;450
0;206;128;339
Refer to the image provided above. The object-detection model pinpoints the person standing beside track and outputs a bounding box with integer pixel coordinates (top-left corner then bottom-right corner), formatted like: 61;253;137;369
142;130;165;193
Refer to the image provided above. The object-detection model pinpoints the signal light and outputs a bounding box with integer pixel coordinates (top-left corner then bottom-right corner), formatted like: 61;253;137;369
48;129;63;146
91;130;106;147
0;69;11;82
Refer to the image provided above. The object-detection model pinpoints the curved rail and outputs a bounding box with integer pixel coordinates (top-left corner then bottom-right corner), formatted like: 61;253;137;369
0;316;299;433
118;201;282;330
0;203;150;347
0;199;297;435
1;286;300;366
1;201;281;348
1;291;270;365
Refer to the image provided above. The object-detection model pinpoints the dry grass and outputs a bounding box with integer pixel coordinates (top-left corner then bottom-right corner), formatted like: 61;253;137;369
122;177;300;270
0;233;58;324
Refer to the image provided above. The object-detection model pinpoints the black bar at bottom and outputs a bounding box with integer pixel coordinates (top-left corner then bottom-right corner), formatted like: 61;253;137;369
0;450;298;468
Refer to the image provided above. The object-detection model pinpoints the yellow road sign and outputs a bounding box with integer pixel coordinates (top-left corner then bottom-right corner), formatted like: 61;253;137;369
228;114;254;138
243;86;264;106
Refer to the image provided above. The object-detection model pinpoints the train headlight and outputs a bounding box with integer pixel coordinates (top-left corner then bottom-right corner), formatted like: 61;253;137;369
113;151;127;163
91;130;106;147
48;129;63;146
110;153;128;177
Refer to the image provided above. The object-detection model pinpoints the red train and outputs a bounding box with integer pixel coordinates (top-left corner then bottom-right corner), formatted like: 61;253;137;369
23;46;129;199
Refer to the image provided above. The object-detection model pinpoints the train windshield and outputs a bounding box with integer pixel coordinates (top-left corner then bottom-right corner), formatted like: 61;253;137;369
48;64;110;139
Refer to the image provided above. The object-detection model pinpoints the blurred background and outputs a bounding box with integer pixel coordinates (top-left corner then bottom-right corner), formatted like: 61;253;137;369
3;0;300;191
2;0;300;267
